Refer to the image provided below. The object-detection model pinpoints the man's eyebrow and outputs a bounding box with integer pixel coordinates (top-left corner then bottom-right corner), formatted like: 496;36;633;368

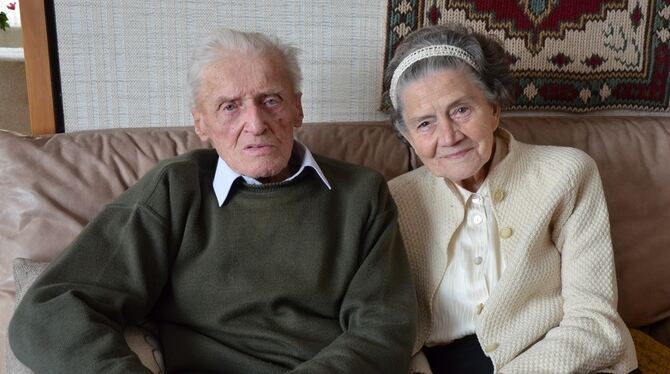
212;89;287;105
254;90;286;101
212;95;238;107
262;89;285;96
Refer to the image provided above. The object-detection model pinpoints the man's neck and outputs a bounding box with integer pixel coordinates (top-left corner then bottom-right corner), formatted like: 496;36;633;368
254;146;304;184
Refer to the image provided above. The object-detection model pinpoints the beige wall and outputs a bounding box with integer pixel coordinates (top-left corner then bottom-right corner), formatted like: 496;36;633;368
0;27;29;135
0;61;29;134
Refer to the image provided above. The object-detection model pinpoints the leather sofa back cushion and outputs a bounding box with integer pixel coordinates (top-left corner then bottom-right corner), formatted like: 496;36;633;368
1;118;669;352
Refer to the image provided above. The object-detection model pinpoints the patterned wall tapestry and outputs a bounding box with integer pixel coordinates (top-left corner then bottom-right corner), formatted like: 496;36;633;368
384;0;670;112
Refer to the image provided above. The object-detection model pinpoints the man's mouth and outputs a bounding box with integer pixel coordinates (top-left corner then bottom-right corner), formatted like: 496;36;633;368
243;144;276;155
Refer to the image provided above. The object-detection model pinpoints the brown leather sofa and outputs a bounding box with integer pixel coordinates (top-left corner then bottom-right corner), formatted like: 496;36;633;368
1;118;670;371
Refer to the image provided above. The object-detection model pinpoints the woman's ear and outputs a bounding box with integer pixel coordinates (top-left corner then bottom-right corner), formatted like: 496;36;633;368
399;128;415;149
490;103;501;131
399;132;413;148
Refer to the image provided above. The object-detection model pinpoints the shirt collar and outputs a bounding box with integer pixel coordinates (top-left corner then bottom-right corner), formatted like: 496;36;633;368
212;141;332;206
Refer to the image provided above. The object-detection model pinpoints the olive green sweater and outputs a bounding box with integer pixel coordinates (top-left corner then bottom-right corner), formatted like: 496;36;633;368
9;149;416;373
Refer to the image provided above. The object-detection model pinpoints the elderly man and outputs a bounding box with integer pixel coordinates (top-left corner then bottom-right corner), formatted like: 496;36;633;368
9;29;416;373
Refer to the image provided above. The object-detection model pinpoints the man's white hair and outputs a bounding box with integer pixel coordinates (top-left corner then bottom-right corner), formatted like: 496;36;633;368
187;29;302;108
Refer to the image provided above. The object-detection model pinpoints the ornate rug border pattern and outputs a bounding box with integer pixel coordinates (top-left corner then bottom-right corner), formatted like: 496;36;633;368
384;0;670;113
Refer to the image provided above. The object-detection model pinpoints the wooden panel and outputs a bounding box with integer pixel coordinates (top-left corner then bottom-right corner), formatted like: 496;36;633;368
20;0;56;135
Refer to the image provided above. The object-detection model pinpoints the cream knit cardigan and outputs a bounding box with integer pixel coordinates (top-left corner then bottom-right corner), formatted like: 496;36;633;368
389;130;637;373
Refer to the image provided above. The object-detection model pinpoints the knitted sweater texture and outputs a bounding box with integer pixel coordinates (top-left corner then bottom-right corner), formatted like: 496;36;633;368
9;149;416;373
389;130;637;373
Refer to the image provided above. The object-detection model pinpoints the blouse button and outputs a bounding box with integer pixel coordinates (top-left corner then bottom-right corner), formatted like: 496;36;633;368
473;214;483;224
493;189;505;203
500;227;513;239
474;256;483;265
484;343;500;353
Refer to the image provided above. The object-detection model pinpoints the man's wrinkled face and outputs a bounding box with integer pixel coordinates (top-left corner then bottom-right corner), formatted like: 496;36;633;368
192;51;303;183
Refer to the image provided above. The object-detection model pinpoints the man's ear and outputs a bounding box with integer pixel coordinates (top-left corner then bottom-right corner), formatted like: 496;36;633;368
294;92;304;128
192;109;209;142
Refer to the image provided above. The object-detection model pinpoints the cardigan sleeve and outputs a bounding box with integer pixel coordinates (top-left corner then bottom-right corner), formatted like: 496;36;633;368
8;162;195;374
288;180;417;374
409;350;433;373
501;157;630;373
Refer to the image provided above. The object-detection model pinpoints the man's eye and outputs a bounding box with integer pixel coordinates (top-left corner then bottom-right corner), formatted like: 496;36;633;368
221;103;237;112
264;96;281;107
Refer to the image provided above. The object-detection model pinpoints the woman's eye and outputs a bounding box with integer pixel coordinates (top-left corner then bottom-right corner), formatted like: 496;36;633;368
416;121;431;131
451;106;471;118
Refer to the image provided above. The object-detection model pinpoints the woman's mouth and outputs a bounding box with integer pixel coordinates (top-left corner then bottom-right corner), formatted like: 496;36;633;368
443;147;472;159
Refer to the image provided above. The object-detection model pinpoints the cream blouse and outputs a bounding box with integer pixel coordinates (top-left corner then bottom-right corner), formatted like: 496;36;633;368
427;136;507;345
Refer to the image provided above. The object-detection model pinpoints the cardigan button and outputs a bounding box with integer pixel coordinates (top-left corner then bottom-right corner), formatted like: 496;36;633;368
500;227;513;239
475;303;484;315
493;189;505;203
484;342;499;353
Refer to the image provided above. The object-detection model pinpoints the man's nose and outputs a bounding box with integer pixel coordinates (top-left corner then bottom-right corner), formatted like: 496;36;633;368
243;104;267;134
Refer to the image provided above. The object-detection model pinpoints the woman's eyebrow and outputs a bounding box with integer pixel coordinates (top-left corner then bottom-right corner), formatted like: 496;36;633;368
407;113;435;124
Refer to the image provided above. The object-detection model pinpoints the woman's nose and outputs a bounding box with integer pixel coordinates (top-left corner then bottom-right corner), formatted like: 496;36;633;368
437;119;460;146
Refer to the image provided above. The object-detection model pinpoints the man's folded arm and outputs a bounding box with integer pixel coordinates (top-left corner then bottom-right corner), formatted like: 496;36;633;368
9;201;172;373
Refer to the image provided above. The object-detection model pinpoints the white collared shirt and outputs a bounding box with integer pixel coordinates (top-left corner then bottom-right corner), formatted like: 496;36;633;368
427;136;508;345
212;141;331;206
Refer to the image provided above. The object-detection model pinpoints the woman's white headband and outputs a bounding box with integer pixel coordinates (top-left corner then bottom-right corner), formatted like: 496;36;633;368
389;45;481;108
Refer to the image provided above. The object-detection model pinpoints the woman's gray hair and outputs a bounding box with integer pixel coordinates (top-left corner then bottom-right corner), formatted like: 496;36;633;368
384;24;516;132
188;29;302;108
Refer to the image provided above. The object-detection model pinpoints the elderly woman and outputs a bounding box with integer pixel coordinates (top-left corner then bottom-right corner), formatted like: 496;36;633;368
386;24;638;373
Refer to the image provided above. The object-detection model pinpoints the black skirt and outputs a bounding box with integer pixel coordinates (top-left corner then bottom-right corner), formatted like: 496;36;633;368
423;334;493;374
423;334;642;374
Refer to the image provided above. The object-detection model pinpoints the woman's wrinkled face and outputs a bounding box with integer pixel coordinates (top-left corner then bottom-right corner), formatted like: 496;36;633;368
398;67;500;191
